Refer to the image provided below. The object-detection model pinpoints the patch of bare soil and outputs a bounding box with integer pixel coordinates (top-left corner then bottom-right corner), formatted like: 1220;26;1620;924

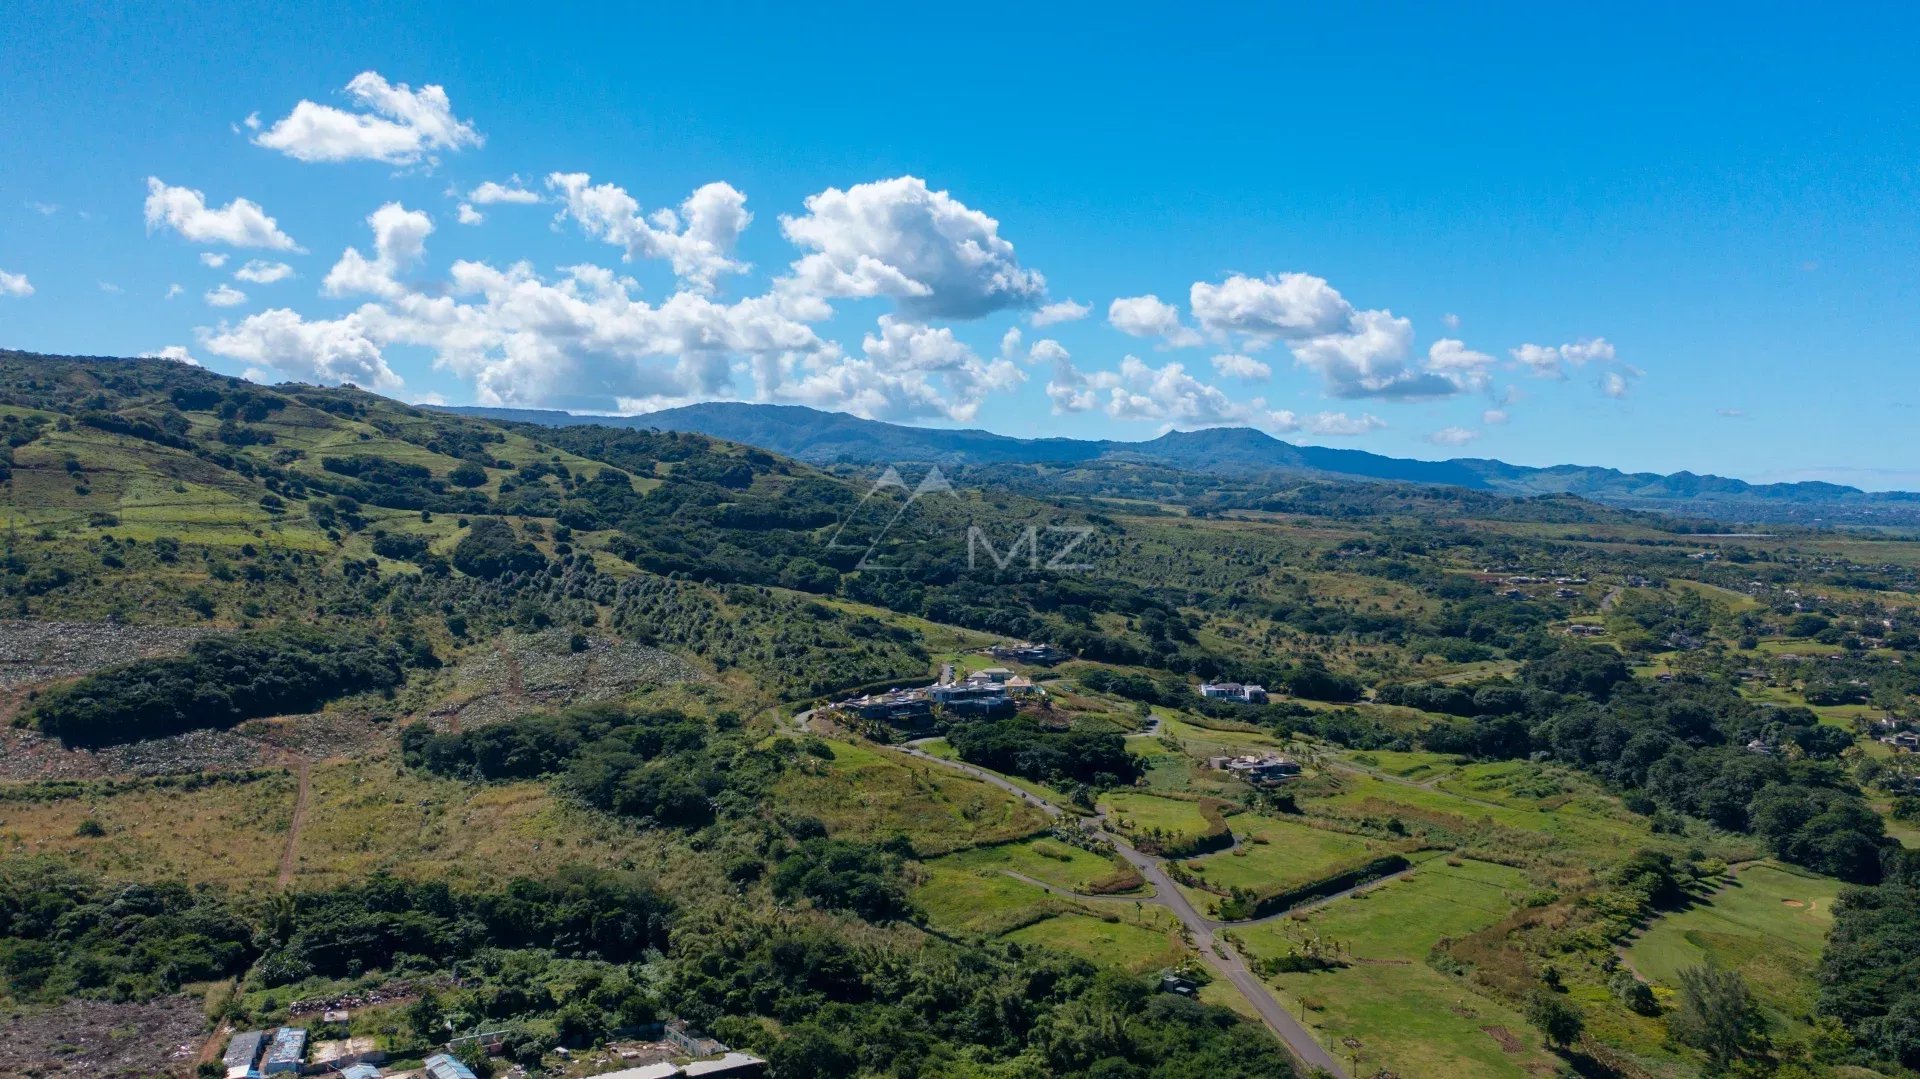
1482;1025;1526;1053
0;726;274;782
0;995;206;1079
427;629;700;731
0;620;208;698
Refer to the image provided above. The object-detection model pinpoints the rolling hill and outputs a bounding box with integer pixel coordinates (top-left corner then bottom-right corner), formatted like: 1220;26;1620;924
439;401;1920;525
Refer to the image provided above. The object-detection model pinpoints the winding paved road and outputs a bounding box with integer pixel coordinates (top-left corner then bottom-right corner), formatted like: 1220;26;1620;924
889;740;1346;1077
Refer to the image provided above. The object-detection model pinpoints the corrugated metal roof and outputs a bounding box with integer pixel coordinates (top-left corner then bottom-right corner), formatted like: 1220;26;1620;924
422;1054;479;1079
683;1052;769;1077
222;1030;266;1067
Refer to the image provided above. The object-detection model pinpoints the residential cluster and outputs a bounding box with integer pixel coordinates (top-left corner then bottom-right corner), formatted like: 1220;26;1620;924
830;652;1049;726
1878;714;1920;752
220;1018;767;1079
1206;753;1303;787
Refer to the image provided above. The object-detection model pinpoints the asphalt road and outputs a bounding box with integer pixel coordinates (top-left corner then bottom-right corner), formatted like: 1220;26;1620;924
891;741;1347;1077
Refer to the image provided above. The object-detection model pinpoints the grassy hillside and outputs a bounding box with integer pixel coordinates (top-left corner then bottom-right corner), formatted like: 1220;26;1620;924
3;352;1920;1079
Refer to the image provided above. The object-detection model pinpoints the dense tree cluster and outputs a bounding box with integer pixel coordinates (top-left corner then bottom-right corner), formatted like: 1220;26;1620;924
256;867;672;986
667;914;1298;1079
403;703;789;829
770;838;913;922
0;857;254;1002
27;626;432;746
949;716;1140;788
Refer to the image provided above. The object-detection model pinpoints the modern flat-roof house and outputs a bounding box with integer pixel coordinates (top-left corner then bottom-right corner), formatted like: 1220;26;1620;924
1211;754;1303;786
1199;682;1267;703
988;642;1069;665
261;1028;306;1075
223;1030;267;1079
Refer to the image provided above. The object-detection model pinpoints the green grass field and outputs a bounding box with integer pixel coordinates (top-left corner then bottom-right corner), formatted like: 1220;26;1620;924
1308;759;1689;863
1278;961;1559;1078
0;772;295;886
1003;911;1186;972
1098;791;1216;843
1625;861;1840;1034
937;837;1133;894
1243;858;1556;1078
774;737;1051;856
1177;814;1381;900
911;857;1066;934
1235;857;1528;963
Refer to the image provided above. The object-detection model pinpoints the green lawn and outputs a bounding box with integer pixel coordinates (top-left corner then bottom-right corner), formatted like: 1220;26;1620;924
1348;749;1462;781
1098;791;1216;843
938;837;1133;894
1308;761;1675;863
1234;857;1528;964
1003;911;1186;972
1243;858;1555;1078
912;857;1064;934
1273;961;1560;1079
1177;815;1380;899
1625;861;1840;1034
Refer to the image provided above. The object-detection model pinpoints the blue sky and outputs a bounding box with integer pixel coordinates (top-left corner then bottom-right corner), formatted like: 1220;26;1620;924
4;2;1918;487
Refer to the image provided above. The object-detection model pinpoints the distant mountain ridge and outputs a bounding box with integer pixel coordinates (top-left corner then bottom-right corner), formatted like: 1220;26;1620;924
435;402;1919;521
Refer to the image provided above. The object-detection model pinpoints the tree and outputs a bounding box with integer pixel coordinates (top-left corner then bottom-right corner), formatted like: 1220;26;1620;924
1526;990;1583;1048
1669;962;1765;1065
448;462;489;487
407;989;445;1044
1610;970;1659;1016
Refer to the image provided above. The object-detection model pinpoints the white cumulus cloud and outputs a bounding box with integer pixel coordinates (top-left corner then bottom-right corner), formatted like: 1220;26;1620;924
323;203;434;300
778;176;1044;319
1510;337;1617;379
1427;426;1479;447
1210;353;1271;381
199;252;229;268
202;307;402;389
253;71;481;165
1482;408;1509;425
1422;338;1498;393
1288;308;1455;399
1031;299;1091;327
547;173;751;294
1045;354;1358;436
234;260;295;284
145;178;301;250
468;180;541;205
205;284;248;307
1108;294;1202;348
1302;412;1386;437
755;315;1024;423
1189;272;1353;341
140;346;200;366
0;271;31;297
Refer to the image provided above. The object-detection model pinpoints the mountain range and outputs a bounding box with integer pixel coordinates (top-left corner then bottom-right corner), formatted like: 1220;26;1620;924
436;402;1920;524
